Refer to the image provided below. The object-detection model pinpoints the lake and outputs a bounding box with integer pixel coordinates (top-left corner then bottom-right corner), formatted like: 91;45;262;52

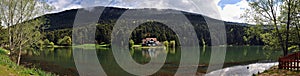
21;46;282;76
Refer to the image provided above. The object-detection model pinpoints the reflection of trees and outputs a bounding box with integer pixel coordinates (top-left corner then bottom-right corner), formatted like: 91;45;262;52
169;48;176;54
256;46;260;54
243;46;249;56
201;46;206;55
26;47;73;62
130;48;135;56
263;49;272;60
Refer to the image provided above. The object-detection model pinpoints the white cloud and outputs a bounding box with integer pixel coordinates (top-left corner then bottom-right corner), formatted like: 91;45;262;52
46;0;250;23
62;4;82;11
217;0;250;23
104;0;223;20
47;0;82;13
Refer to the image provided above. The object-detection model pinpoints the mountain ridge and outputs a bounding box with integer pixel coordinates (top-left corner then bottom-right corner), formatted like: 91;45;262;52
42;6;247;30
40;6;262;46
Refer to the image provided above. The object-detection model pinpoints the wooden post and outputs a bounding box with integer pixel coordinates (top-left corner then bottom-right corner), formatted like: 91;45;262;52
279;58;282;69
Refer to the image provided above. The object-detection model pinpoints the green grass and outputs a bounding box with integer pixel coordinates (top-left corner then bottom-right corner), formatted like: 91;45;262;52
132;45;142;48
257;66;300;76
0;47;9;55
0;48;55;76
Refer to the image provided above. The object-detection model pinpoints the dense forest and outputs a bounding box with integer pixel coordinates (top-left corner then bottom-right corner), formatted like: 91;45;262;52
40;6;263;46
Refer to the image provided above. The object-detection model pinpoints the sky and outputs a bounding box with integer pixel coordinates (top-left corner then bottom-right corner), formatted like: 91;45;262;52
44;0;250;23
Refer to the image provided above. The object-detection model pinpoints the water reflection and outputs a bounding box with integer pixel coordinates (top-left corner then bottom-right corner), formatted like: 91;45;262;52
142;48;166;58
21;46;283;76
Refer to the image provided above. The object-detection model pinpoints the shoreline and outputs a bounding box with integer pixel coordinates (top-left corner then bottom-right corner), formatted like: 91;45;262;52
0;48;55;76
257;65;300;76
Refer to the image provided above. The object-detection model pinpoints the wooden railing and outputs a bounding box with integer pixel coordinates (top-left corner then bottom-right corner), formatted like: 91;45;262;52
279;52;300;70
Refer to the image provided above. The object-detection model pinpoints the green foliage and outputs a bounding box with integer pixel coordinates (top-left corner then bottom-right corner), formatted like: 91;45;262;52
0;0;52;50
0;48;9;55
9;18;44;51
42;20;254;46
49;42;55;47
0;48;54;76
95;24;113;44
242;0;300;55
39;8;272;47
129;39;134;47
170;40;176;48
0;26;8;45
57;36;72;46
37;40;44;48
35;39;55;48
129;22;178;44
43;39;54;47
289;45;298;52
44;39;50;45
163;41;169;47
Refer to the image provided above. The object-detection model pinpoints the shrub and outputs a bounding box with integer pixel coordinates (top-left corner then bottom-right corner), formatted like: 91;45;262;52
37;40;44;47
0;48;9;55
44;39;50;45
129;39;134;47
49;42;55;47
163;41;169;47
42;39;55;47
57;36;72;46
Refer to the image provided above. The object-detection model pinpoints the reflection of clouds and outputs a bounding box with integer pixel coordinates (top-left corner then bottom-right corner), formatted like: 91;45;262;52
205;62;278;76
142;48;166;58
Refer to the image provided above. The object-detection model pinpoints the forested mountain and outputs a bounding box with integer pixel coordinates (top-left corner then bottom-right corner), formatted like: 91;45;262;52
41;6;263;46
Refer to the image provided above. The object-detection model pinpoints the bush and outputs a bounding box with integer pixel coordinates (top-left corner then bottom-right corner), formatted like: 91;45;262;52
170;40;176;48
37;40;44;47
44;39;50;45
42;39;55;47
163;41;169;47
0;48;9;55
49;42;55;47
129;39;134;47
57;36;72;46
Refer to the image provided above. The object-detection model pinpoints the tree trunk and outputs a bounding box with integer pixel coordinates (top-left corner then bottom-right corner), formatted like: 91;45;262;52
297;20;300;49
8;0;13;52
8;24;11;52
273;14;286;56
17;33;23;65
17;45;21;65
285;0;291;56
268;0;286;56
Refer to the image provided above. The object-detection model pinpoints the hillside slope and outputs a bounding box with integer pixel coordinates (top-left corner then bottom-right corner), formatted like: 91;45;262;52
41;6;262;46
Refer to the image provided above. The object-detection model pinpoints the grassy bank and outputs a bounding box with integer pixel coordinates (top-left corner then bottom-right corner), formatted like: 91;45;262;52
257;66;300;76
0;48;55;76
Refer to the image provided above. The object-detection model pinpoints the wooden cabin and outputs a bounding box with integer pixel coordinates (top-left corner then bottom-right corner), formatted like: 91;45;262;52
142;38;161;46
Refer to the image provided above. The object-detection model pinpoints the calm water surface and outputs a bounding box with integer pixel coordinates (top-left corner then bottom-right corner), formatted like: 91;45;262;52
22;46;282;76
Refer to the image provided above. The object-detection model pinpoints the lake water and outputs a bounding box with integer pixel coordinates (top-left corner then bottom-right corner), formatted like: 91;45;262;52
21;46;282;76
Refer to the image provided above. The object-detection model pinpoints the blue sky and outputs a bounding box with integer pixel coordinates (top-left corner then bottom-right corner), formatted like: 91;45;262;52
45;0;249;23
218;0;242;9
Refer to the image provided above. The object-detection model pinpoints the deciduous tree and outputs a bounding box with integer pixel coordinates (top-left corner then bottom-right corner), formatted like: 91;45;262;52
0;0;52;65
